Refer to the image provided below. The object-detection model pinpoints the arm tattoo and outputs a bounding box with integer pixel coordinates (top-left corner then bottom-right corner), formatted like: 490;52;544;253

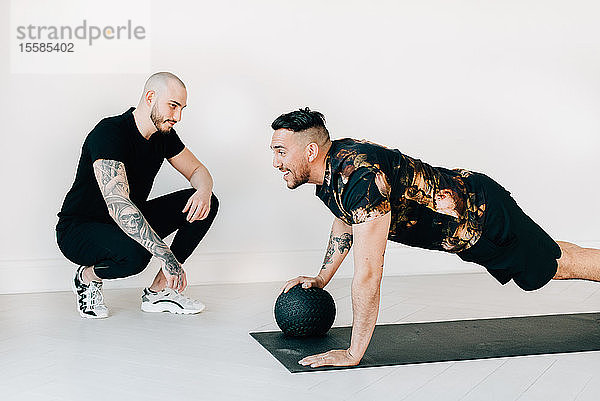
93;160;181;276
322;232;336;269
336;233;353;254
321;231;353;269
93;159;130;198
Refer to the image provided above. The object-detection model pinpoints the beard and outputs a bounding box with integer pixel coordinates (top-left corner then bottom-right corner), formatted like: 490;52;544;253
150;103;172;134
286;163;311;189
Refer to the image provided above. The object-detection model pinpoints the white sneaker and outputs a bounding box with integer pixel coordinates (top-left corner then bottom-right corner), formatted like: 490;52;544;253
141;287;206;314
72;266;109;319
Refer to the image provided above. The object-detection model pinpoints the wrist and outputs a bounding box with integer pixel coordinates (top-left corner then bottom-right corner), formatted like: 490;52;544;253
161;254;181;273
191;181;212;194
194;187;211;195
346;347;363;362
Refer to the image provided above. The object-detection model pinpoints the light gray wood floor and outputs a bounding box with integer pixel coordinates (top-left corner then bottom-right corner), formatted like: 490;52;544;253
2;272;599;401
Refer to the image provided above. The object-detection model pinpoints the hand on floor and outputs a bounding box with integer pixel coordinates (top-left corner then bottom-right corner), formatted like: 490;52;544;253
298;349;360;368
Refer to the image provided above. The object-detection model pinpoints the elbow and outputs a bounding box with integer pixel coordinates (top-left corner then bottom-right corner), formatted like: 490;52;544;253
102;191;130;204
188;166;201;182
102;193;131;219
190;165;213;186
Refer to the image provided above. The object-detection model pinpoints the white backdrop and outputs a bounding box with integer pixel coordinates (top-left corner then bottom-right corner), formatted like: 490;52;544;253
1;0;599;293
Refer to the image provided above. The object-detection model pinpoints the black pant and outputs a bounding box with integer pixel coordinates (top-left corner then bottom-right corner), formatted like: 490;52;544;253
56;189;219;279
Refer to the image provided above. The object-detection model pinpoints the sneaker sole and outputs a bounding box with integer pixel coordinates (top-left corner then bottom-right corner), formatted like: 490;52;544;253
141;302;205;315
72;272;108;319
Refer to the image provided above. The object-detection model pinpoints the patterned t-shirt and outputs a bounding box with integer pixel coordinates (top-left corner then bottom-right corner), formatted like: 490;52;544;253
315;138;486;253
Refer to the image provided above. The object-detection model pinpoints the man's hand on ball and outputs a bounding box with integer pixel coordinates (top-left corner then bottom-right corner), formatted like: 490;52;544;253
298;349;360;368
280;275;325;294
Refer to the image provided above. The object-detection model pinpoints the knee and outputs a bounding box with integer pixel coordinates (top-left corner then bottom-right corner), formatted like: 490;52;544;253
117;247;152;277
190;194;218;227
179;194;218;240
209;193;219;216
554;241;580;280
553;262;571;280
199;193;219;227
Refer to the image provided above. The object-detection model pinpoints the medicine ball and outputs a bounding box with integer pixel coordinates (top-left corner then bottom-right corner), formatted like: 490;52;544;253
274;284;336;337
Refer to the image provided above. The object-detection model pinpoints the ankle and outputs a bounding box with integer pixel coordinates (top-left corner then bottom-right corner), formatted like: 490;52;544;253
149;283;166;292
81;266;101;285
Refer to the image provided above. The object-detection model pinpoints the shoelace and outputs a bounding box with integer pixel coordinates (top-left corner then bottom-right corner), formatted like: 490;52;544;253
88;281;105;307
163;288;197;306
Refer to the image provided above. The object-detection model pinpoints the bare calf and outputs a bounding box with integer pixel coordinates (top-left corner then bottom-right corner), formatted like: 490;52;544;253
554;241;600;282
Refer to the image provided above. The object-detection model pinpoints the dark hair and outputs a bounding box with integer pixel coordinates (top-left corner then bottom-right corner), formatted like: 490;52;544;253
271;107;328;133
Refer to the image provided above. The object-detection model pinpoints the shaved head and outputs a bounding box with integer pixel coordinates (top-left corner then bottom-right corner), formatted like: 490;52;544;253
141;71;186;100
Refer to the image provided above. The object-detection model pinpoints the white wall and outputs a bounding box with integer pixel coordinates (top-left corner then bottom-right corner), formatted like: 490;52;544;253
1;0;599;294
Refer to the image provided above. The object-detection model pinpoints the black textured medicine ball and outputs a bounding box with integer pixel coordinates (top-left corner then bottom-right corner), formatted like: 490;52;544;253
274;284;336;337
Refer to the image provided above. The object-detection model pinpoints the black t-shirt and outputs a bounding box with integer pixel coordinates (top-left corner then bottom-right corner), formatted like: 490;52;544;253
316;139;487;253
57;108;185;227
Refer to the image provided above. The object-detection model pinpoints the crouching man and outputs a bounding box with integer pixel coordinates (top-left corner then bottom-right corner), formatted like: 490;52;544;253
56;72;218;318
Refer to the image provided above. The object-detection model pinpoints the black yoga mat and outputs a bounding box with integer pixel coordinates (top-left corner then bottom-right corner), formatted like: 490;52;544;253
250;312;600;373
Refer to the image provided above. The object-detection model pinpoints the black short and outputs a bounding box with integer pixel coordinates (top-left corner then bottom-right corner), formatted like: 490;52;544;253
458;174;561;291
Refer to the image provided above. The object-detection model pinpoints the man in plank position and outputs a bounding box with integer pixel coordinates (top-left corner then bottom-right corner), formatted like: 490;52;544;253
271;107;600;368
56;72;218;318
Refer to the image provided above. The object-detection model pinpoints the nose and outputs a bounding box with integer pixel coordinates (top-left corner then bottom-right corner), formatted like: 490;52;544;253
273;155;282;169
174;110;182;122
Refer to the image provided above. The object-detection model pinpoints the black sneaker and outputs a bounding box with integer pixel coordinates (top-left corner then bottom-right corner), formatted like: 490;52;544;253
72;266;108;319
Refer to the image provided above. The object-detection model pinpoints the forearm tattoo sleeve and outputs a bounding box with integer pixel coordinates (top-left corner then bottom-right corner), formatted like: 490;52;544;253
321;230;353;269
93;159;181;276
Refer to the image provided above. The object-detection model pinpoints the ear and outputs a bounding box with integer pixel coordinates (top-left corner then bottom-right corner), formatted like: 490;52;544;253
144;90;156;106
306;142;319;163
